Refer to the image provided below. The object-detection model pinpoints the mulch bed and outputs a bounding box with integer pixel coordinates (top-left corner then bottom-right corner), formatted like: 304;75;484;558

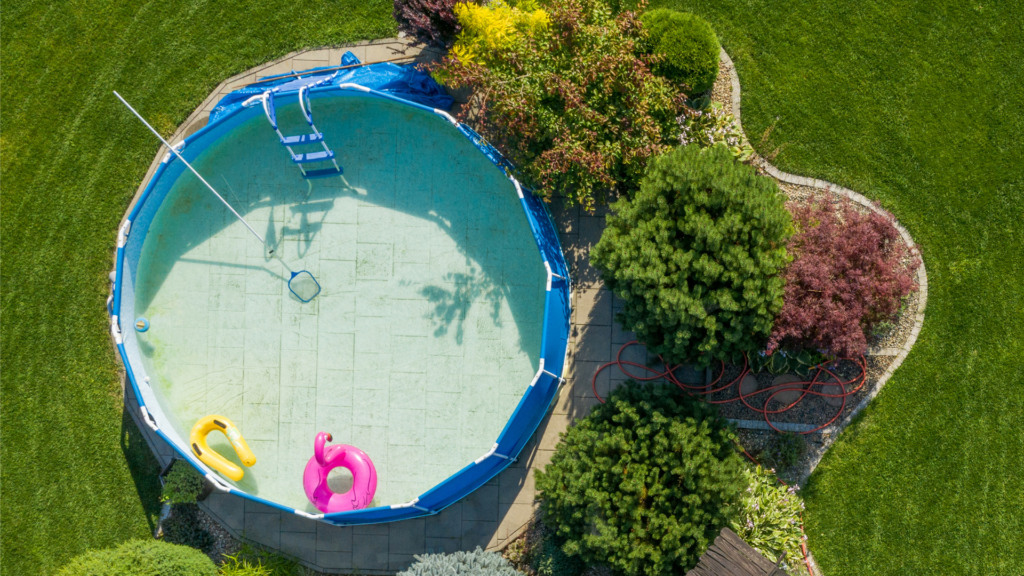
708;355;892;427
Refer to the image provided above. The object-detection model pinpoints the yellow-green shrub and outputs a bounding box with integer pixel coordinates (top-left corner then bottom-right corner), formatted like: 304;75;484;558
451;1;549;66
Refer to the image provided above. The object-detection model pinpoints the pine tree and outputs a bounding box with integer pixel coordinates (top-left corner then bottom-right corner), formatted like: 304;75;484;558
535;382;747;576
591;144;792;366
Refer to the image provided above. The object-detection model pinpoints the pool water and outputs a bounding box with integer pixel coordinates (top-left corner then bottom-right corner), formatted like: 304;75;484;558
134;95;546;512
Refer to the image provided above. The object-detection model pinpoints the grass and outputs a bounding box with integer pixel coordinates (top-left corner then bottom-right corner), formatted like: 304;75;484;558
0;1;393;574
3;0;1022;574
652;0;1024;573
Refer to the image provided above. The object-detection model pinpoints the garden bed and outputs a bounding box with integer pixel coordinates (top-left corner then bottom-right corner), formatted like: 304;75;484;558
706;50;926;490
711;355;894;426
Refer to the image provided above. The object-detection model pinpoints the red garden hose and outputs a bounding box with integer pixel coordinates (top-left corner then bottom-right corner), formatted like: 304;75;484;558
590;341;867;434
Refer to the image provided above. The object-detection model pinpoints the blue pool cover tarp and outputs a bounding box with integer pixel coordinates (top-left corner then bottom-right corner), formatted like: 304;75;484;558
210;51;455;122
112;54;571;526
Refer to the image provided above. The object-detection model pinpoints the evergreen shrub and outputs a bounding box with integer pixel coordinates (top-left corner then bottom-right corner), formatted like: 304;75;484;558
640;9;720;94
161;459;205;504
56;539;217;576
767;195;920;358
398;547;522;576
535;382;747;576
591;145;792;367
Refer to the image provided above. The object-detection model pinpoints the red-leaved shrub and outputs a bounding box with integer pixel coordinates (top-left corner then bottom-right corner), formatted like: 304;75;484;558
767;195;920;358
393;0;477;48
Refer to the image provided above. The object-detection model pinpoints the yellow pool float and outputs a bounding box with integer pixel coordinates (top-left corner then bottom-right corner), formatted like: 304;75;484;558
189;415;256;481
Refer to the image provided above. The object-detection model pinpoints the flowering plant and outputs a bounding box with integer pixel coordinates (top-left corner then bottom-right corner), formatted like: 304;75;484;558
730;465;806;570
678;102;753;161
433;0;683;211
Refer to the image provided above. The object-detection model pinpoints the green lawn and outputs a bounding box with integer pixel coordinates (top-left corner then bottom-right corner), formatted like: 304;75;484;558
4;0;1022;574
653;0;1024;573
0;1;393;573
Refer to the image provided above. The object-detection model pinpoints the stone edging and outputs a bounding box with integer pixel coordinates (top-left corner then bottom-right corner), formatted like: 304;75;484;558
721;48;928;576
721;48;928;443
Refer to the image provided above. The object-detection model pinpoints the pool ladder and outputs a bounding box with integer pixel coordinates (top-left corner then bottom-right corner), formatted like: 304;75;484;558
261;86;343;179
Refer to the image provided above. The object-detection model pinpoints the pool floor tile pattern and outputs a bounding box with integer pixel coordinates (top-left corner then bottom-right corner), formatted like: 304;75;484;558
127;197;625;575
135;87;547;511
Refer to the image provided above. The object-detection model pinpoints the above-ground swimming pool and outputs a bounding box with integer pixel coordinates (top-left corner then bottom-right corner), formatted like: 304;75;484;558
112;64;570;524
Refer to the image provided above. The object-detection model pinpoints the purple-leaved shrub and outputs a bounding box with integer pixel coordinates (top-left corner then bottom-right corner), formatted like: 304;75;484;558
393;0;477;48
767;195;920;358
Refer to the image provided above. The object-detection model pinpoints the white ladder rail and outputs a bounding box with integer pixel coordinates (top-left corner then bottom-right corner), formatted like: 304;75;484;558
299;86;341;172
261;92;309;176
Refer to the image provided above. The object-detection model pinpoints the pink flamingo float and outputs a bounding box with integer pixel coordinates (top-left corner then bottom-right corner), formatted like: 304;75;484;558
303;432;378;513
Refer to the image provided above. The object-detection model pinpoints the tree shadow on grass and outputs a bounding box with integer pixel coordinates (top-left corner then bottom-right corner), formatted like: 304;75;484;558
119;408;164;533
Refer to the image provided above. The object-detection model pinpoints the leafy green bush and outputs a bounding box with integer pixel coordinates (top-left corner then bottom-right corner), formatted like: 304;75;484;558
218;543;306;576
57;539;217;576
640;9;720;95
162;503;215;554
535;382;747;576
449;0;550;66
756;432;807;471
747;349;825;378
730;466;805;570
678;102;753;161
591;145;792;367
162;460;205;504
433;0;682;211
398;547;522;576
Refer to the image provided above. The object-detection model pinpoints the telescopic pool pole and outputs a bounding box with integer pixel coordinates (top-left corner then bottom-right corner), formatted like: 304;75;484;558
113;91;278;256
114;91;321;302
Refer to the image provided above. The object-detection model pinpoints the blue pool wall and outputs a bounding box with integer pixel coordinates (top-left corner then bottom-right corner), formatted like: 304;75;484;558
111;74;572;525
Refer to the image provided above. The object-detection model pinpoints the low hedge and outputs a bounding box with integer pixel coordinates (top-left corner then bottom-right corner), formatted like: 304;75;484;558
56;539;217;576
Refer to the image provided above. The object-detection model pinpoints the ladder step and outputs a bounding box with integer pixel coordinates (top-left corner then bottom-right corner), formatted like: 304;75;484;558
302;167;344;179
280;133;323;145
291;150;335;164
